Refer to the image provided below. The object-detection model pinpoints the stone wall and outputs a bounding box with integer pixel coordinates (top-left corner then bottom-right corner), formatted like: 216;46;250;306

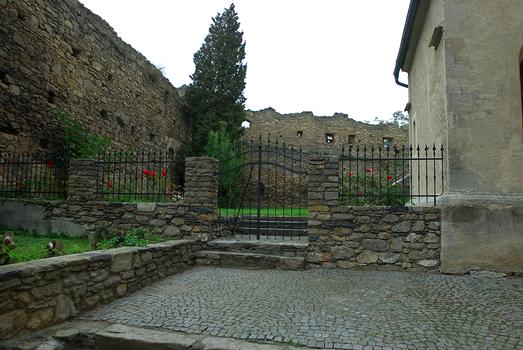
307;155;441;272
0;240;201;340
0;156;220;241
244;108;409;153
0;199;218;241
0;0;189;154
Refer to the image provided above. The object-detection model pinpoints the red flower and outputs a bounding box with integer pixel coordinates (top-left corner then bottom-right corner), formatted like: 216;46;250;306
47;160;55;169
143;169;150;175
347;171;353;177
161;168;167;177
149;171;157;177
15;182;23;191
366;168;373;174
387;175;393;181
107;181;113;189
357;191;364;197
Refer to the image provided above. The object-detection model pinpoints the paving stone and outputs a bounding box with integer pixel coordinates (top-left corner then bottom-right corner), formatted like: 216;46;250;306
82;267;523;349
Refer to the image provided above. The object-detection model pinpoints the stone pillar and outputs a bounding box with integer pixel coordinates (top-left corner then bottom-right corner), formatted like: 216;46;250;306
308;155;339;209
67;159;98;201
184;157;219;209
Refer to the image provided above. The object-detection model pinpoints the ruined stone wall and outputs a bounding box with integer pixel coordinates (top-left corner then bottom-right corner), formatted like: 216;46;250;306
0;240;201;340
0;0;189;154
244;108;409;153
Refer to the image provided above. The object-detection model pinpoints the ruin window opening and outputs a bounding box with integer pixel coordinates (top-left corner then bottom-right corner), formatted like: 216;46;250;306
47;91;57;104
39;139;49;149
297;131;303;137
348;134;356;145
149;133;156;142
0;70;7;84
241;120;251;129
325;133;334;144
71;47;81;58
383;137;393;148
99;110;108;119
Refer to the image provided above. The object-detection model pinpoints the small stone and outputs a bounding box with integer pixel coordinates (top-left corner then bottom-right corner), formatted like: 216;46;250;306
405;232;420;242
417;259;439;267
8;85;20;95
331;246;355;260
336;261;358;269
423;232;439;243
362;239;389;252
54;294;77;321
382;214;399;223
408;250;427;260
356;250;379;264
412;220;425;232
379;253;401;264
392;221;411;233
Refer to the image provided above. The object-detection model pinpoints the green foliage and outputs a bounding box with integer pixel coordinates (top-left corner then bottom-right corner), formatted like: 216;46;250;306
96;228;164;250
219;207;308;217
2;228;91;264
392;111;409;129
186;4;247;155
53;110;111;158
205;122;243;207
0;227;167;265
342;172;410;206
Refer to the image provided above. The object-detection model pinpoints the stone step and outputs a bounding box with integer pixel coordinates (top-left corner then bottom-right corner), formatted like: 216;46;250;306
231;220;308;228
195;250;305;270
207;239;309;257
233;227;307;237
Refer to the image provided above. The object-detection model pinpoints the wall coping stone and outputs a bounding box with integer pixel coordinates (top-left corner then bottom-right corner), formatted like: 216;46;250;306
0;240;195;280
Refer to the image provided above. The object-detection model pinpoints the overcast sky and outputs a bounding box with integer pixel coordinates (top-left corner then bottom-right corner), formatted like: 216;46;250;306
79;0;410;122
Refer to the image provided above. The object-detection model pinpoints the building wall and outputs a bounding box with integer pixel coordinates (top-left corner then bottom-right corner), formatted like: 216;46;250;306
406;0;447;198
244;108;409;153
443;0;523;194
403;0;523;274
0;0;189;154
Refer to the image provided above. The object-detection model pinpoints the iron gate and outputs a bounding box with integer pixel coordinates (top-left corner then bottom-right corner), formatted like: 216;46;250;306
216;137;308;241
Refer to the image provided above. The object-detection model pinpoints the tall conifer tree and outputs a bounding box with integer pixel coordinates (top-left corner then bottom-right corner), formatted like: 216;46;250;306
186;4;247;155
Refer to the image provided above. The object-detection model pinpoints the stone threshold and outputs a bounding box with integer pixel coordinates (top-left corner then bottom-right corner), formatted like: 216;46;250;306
0;320;311;350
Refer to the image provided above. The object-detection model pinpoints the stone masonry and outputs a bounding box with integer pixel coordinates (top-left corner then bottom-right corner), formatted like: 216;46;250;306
0;0;188;154
244;108;409;153
0;240;201;340
307;156;441;272
0;156;220;241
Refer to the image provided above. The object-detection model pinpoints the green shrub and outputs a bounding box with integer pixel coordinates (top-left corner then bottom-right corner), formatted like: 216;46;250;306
53;110;111;159
96;228;164;249
205;121;244;207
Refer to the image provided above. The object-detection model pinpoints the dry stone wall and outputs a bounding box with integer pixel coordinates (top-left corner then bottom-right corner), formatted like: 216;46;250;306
307;156;441;272
0;240;201;340
244;108;409;153
0;0;188;154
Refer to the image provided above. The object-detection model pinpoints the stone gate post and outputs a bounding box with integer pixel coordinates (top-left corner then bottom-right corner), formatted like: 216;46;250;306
67;159;98;201
308;155;339;208
184;157;219;208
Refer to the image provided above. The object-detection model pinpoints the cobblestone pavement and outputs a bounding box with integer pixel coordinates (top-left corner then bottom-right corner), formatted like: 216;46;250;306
82;267;523;349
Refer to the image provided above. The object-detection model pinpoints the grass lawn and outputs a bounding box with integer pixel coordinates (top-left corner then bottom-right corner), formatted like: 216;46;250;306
5;230;91;263
219;207;308;217
1;227;168;265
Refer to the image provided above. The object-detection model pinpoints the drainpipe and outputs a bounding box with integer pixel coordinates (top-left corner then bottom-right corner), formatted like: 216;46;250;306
393;0;421;88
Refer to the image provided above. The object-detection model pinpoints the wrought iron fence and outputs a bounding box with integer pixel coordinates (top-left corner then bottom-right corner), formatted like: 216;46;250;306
217;137;308;240
0;153;68;200
95;150;184;202
340;144;444;206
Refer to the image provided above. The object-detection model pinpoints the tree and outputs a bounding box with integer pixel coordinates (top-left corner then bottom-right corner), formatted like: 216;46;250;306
391;111;409;129
205;121;243;207
186;4;247;155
